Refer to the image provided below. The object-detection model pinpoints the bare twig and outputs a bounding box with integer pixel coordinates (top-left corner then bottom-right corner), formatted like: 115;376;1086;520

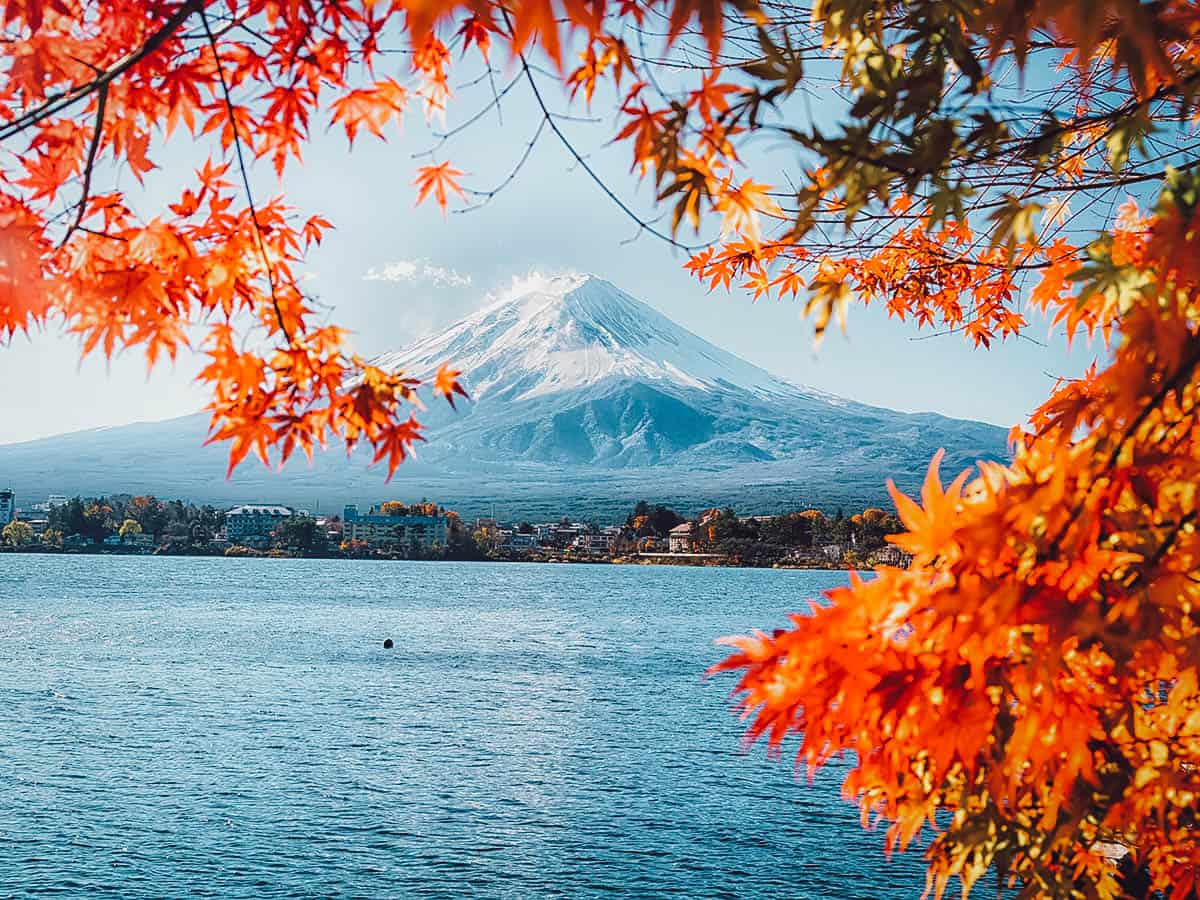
78;225;127;242
199;5;293;344
58;83;109;248
516;48;705;253
458;115;549;211
414;74;521;159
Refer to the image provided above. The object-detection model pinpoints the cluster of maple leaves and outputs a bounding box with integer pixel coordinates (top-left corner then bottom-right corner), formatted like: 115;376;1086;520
0;0;482;476
4;0;1200;896
714;187;1200;895
694;5;1200;899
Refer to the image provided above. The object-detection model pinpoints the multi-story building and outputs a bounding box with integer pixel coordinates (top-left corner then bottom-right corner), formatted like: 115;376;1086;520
225;505;296;543
30;495;67;514
571;532;615;555
0;490;14;525
343;505;448;550
668;522;696;553
871;545;912;568
122;533;156;549
501;531;539;550
820;543;846;563
22;515;49;537
539;522;586;548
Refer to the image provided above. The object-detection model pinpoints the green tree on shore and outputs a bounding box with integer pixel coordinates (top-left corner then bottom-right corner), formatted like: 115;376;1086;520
625;501;684;538
278;517;320;554
2;521;33;547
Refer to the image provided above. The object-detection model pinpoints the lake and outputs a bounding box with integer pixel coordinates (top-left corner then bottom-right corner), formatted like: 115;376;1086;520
0;555;927;898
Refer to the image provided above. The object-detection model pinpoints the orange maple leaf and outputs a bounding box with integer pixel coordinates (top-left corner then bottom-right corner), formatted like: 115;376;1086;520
715;178;782;243
329;79;408;145
434;362;469;408
413;162;467;212
456;15;493;60
886;449;971;563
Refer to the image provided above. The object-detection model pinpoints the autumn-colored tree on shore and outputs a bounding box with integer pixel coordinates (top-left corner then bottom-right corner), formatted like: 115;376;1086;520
3;0;1199;896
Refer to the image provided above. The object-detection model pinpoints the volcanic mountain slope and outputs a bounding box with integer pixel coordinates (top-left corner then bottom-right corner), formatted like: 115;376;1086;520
0;274;1008;518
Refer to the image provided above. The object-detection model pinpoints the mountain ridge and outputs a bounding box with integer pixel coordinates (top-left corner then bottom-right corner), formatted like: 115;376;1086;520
0;274;1009;517
371;273;838;405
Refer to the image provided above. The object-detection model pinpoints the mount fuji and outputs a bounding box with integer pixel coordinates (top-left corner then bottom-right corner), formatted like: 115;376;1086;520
0;274;1008;518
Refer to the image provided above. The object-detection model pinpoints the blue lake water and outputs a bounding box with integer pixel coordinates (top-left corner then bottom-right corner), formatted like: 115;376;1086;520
0;556;928;898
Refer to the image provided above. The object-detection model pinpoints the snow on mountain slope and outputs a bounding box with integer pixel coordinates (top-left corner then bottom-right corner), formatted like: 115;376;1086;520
371;273;837;404
0;272;1009;516
361;272;1004;472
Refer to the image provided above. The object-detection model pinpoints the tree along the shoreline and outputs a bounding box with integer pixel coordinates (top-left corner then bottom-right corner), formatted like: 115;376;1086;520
2;520;34;548
664;505;904;567
16;493;903;566
46;495;225;548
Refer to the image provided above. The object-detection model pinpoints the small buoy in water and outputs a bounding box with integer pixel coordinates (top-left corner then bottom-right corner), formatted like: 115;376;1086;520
383;638;394;649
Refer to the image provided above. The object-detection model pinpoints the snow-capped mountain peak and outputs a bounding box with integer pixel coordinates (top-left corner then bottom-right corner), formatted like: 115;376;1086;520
0;273;1009;512
372;273;815;403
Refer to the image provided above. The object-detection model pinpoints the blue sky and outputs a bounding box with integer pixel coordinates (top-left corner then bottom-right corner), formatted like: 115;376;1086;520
0;58;1097;445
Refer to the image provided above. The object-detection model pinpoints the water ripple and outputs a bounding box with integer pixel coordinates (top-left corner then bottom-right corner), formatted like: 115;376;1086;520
0;556;926;898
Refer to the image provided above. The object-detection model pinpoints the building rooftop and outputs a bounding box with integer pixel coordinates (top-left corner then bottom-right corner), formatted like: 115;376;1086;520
351;511;446;522
228;505;293;516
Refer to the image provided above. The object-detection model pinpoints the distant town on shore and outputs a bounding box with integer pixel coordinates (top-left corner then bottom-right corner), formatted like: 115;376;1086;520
0;489;912;570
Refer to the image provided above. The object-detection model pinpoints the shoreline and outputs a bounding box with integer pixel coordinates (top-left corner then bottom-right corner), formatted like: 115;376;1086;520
0;545;853;572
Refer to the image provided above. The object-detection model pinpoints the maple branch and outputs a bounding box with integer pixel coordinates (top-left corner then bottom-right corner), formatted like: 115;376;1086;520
457;115;548;212
907;324;1047;347
0;0;202;144
414;74;521;158
510;43;705;253
1040;341;1200;569
199;5;293;346
1142;510;1198;576
620;210;675;246
455;61;506;129
77;225;127;242
1106;341;1200;472
987;70;1200;166
59;83;109;249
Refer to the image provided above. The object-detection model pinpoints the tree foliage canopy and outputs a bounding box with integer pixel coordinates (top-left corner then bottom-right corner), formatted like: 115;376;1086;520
3;0;1200;896
2;520;33;546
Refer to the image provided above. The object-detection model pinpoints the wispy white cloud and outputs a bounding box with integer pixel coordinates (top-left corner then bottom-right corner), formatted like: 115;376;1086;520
363;258;472;288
